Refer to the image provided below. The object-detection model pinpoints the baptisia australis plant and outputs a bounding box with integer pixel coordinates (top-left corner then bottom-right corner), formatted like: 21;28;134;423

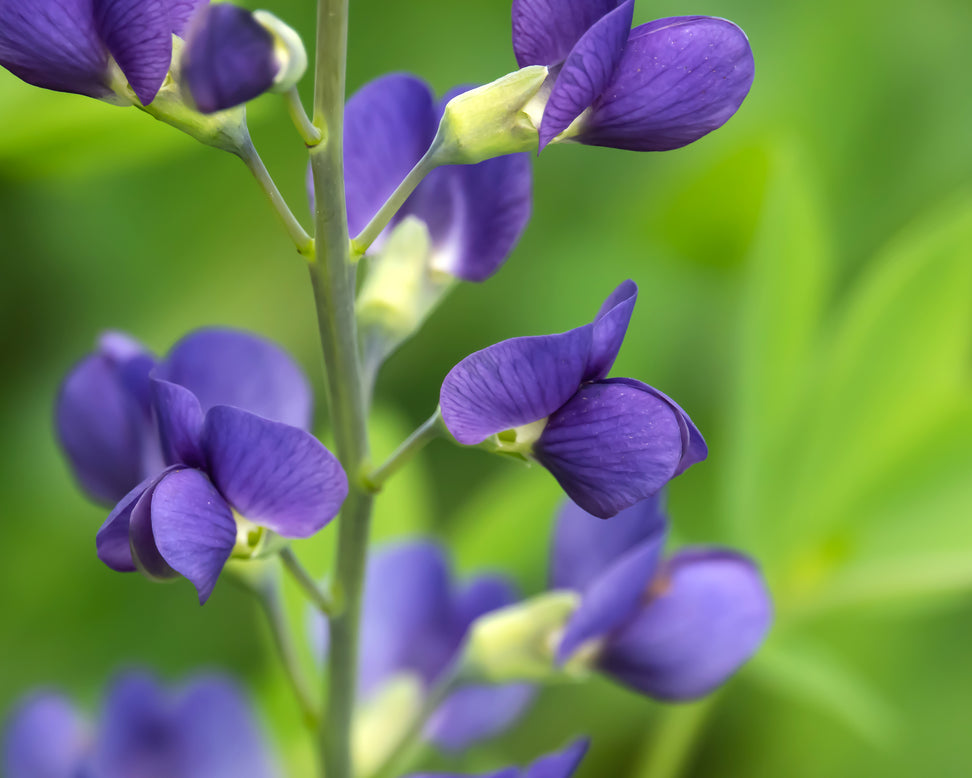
56;328;348;603
2;0;770;773
2;671;276;778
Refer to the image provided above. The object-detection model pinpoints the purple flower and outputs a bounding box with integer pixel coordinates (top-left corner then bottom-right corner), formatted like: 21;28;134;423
181;5;305;114
512;0;755;151
323;73;532;282
315;541;533;754
2;671;277;778
552;497;772;700
406;738;588;778
439;281;706;518
0;0;206;104
57;328;347;603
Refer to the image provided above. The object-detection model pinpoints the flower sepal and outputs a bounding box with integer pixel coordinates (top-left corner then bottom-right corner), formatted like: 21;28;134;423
432;66;548;165
134;36;251;155
461;590;587;684
358;216;456;367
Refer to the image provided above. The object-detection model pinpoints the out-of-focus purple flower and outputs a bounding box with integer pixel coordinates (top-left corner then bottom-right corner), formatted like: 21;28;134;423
3;672;277;778
511;0;754;152
552;497;772;700
311;73;532;282
439;281;706;518
58;328;346;603
181;5;306;114
0;0;206;104
406;738;588;778
315;541;534;754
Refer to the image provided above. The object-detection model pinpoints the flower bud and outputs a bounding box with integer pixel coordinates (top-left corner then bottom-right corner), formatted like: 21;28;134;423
461;591;583;684
431;66;549;165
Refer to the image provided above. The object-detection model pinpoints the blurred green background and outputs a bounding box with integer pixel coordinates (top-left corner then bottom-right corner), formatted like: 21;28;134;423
2;0;971;775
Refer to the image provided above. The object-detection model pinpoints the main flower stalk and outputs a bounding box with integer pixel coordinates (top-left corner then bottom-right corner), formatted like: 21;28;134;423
309;0;374;776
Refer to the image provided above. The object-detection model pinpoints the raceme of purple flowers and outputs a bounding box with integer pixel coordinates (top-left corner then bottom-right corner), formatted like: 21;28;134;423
311;73;532;282
2;671;276;778
513;0;755;151
0;0;207;104
56;328;347;603
313;541;534;753
551;495;772;699
440;280;707;518
406;738;588;778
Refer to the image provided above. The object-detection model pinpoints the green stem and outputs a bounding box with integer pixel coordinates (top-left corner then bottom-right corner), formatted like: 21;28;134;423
252;567;320;729
310;0;374;777
285;87;324;146
350;146;440;256
634;697;719;778
239;138;315;256
280;546;335;615
364;409;444;492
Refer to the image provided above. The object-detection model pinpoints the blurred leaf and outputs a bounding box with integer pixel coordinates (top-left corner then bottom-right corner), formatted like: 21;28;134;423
723;141;831;552
751;638;897;746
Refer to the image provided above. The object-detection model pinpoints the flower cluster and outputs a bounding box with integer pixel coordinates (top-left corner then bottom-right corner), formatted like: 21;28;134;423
2;672;276;778
57;328;347;603
440;281;706;518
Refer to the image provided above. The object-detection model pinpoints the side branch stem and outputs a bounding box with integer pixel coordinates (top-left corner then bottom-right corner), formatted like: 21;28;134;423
285;87;324;146
310;2;374;778
239;139;314;256
280;547;335;615
252;569;320;729
364;409;444;491
350;146;440;256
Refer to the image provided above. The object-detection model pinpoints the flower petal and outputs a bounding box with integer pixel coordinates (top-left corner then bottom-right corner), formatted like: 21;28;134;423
342;74;438;237
56;350;154;504
149;468;237;603
0;0;110;97
158;328;312;430
181;3;277;113
92;672;180;777
607;378;707;474
512;0;624;67
2;692;88;778
426;683;535;752
440;326;593;445
202;406;348;538
95;0;174;105
550;494;667;592
538;0;633;151
96;476;155;572
359;542;458;696
535;380;684;518
599;549;772;700
580;17;755;151
152;378;205;468
585;279;636;381
176;676;278;778
426;152;532;282
557;530;664;662
165;0;207;37
128;467;183;581
525;739;590;778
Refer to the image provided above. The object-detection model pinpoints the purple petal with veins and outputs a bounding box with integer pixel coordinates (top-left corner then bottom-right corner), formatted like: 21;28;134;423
95;0;173;105
202;406;347;539
512;0;624;67
579;17;755;151
538;0;633;151
535;380;684;518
